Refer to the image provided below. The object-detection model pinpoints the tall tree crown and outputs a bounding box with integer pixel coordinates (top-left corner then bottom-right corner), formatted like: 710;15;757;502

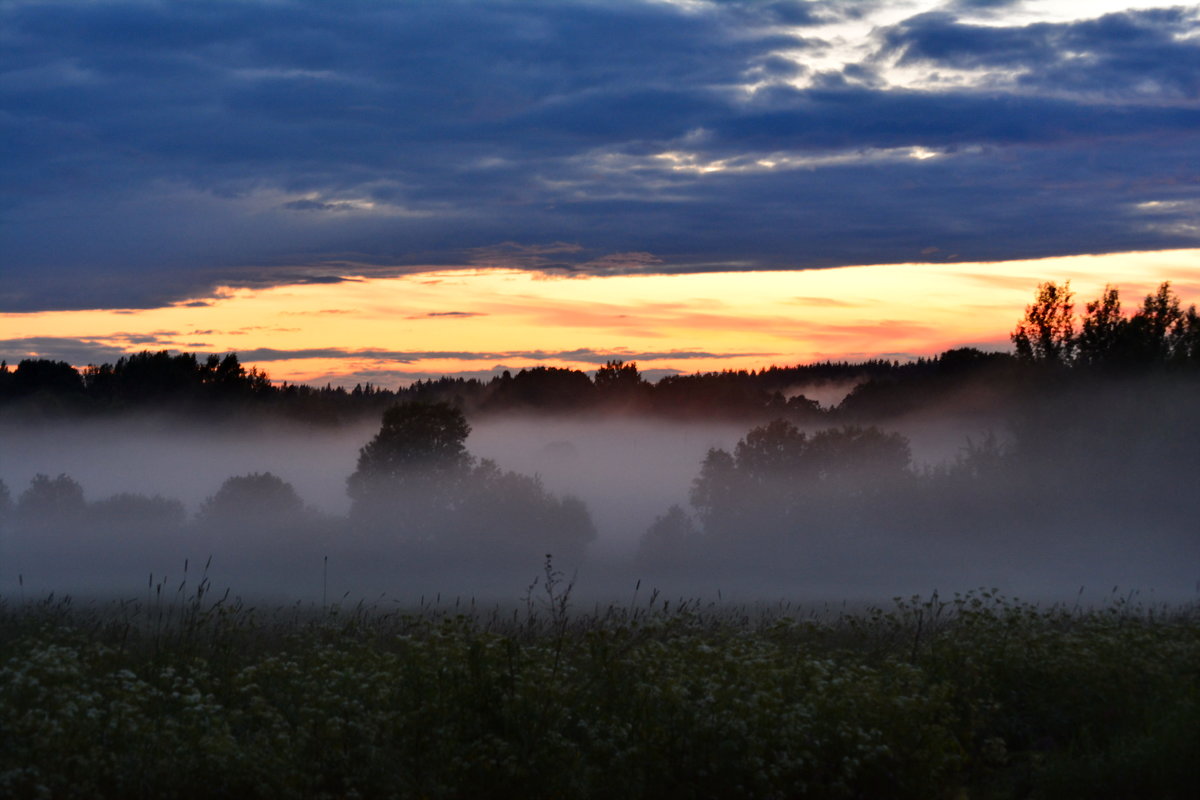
1012;281;1076;364
349;402;473;496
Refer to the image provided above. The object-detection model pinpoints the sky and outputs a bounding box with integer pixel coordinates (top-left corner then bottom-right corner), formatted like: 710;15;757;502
3;0;1200;386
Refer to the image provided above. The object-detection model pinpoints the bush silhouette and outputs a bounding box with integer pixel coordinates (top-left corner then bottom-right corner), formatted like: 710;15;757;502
91;492;187;534
683;421;913;552
16;473;87;532
637;504;700;567
197;472;305;528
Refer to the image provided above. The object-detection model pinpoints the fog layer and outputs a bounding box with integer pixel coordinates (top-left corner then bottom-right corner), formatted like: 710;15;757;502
1;392;1197;604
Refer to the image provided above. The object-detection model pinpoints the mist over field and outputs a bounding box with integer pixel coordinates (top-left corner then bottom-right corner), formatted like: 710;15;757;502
0;414;742;598
0;400;989;526
2;391;1196;605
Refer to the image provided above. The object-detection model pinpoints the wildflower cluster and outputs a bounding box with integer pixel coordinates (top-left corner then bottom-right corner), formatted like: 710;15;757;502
0;590;1196;799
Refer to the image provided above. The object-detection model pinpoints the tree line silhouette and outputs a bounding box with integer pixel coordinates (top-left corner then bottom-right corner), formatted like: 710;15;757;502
1011;280;1200;368
0;351;885;422
6;282;1198;425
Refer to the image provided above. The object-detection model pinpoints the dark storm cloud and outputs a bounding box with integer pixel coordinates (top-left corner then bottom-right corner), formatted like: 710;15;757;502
3;1;1200;312
706;84;1200;149
882;8;1200;97
945;0;1024;14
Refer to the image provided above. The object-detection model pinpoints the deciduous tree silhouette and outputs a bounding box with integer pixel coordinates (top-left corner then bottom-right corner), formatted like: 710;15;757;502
804;425;912;483
689;447;739;530
733;419;812;482
347;402;472;506
347;401;596;561
1012;281;1076;365
1127;281;1189;364
681;420;913;552
347;402;475;536
1076;285;1126;367
1064;282;1200;369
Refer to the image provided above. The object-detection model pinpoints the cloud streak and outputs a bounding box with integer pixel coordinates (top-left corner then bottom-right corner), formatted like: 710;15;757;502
0;338;768;370
230;347;771;366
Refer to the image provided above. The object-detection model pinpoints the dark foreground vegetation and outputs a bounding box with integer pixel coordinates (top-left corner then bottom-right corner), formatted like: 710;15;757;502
1;580;1197;800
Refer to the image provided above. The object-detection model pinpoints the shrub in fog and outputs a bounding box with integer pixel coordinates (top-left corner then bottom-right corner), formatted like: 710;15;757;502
452;459;595;563
15;473;87;532
196;472;307;529
646;421;915;560
636;504;701;568
90;492;187;535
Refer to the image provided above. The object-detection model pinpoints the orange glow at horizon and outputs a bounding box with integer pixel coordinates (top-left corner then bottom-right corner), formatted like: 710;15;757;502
5;249;1200;386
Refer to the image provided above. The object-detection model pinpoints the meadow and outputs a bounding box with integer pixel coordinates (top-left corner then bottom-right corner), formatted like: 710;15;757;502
1;566;1197;800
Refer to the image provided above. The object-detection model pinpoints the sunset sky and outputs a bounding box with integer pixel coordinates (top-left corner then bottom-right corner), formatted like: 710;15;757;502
4;0;1200;386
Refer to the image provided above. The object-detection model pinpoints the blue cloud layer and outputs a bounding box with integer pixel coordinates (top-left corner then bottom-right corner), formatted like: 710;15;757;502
2;1;1199;311
0;337;764;368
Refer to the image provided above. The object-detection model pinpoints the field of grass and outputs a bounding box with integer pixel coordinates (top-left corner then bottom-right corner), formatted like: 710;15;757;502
1;568;1198;799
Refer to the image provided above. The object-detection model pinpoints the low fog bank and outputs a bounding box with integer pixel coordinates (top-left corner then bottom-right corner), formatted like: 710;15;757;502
0;415;379;516
0;412;992;551
1;388;1199;605
2;535;1193;609
1;531;1195;609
